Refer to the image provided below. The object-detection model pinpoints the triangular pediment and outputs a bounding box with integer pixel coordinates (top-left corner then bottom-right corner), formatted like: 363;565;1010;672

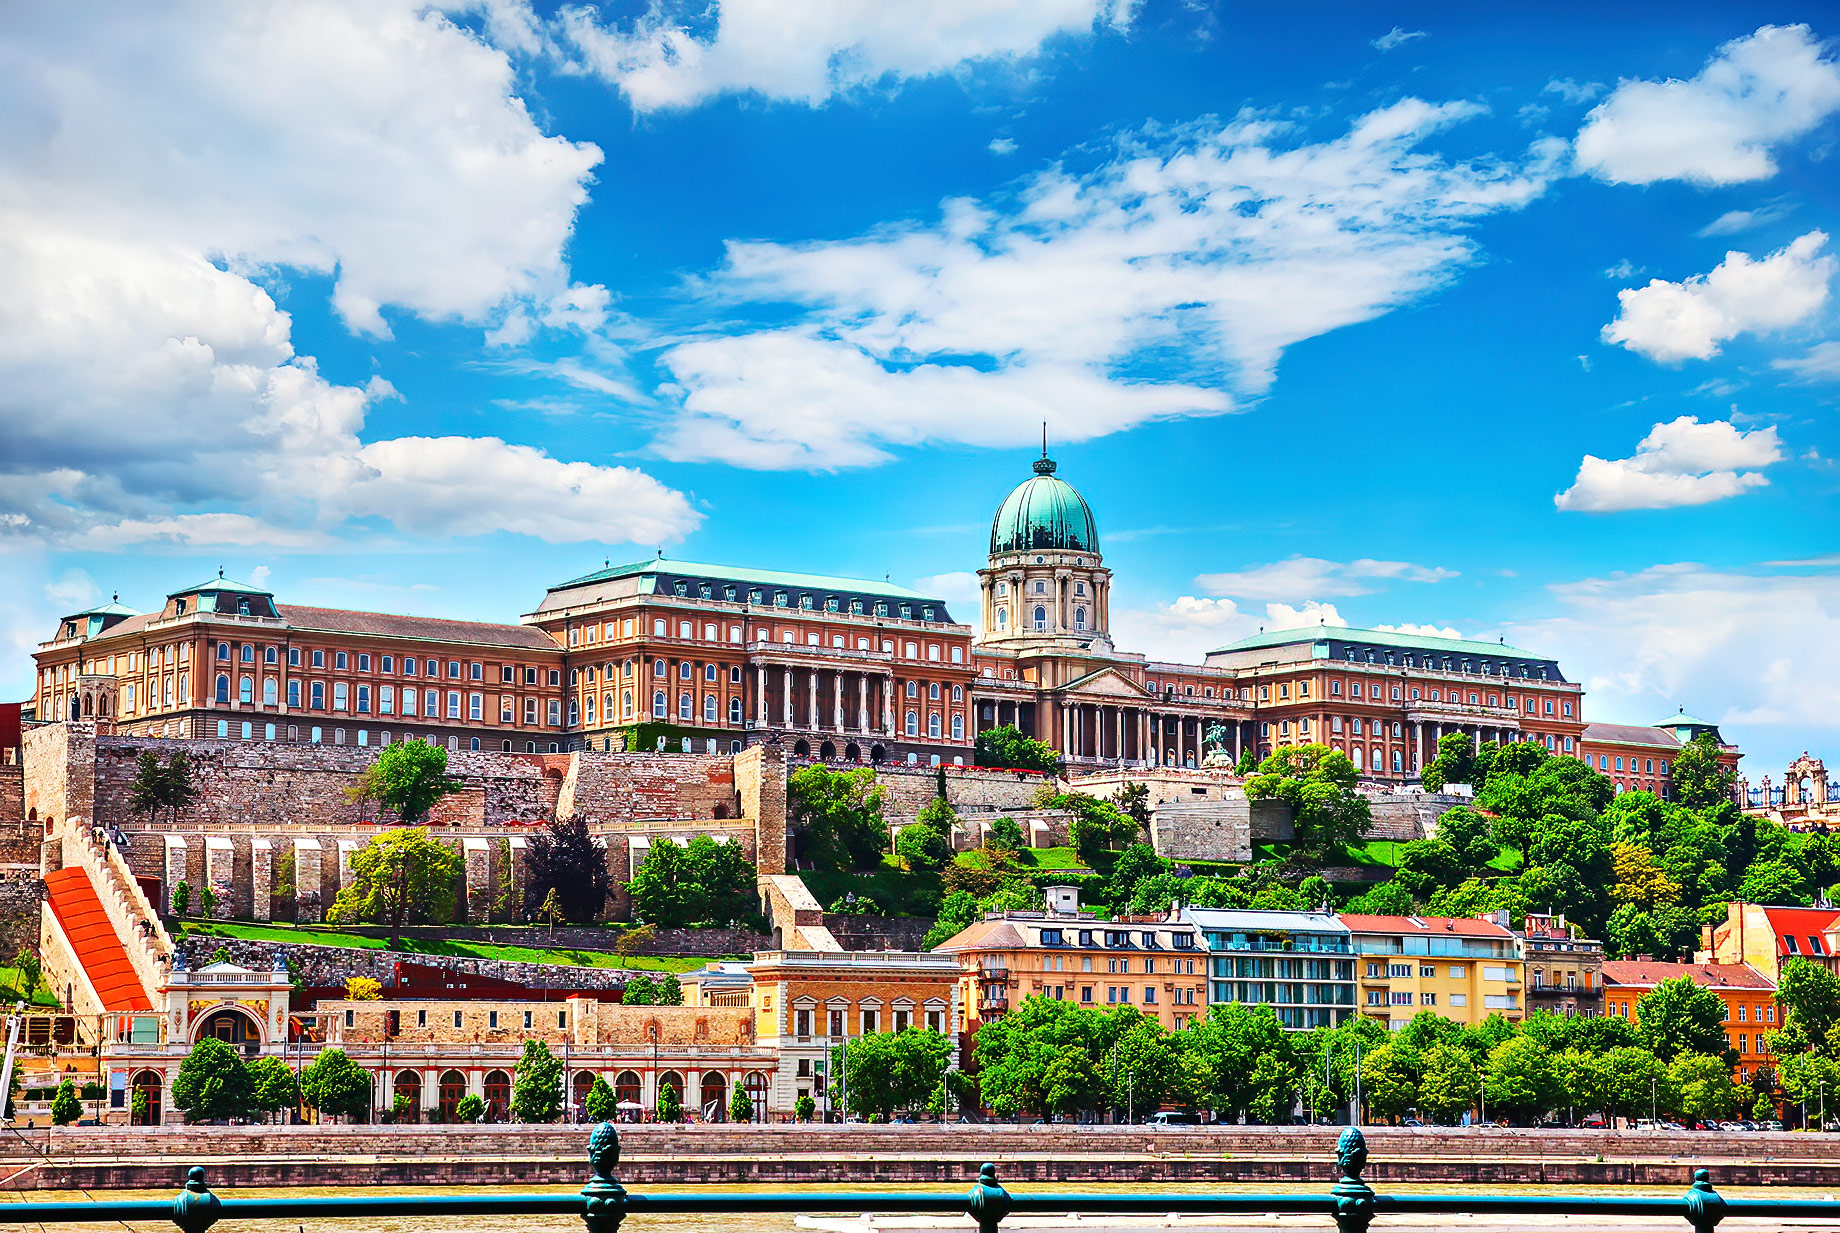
1058;666;1150;700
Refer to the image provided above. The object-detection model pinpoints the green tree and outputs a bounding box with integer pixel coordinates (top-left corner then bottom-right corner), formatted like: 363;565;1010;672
1107;843;1166;908
1739;858;1810;906
789;765;889;870
525;816;613;924
172;1037;254;1123
1184;1002;1292;1122
50;1079;81;1126
917;796;958;836
129;751;198;827
924;890;982;949
1778;958;1840;1055
455;1093;485;1123
987;817;1025;851
299;1048;370;1121
1112;781;1151;835
842;1028;952;1118
1434;806;1498;870
1359;1042;1419;1122
1420;731;1480;793
345;740;460;823
325;826;463;946
1041;791;1138;863
1417;1043;1481;1124
974;724;1062;774
1343;880;1417;915
793;1093;816;1122
656;1077;682;1122
728;1079;754;1123
198;884;218;919
1637;977;1731;1063
511;1039;563;1123
536;886;564;936
1484;1036;1557;1125
1393;839;1466;900
170;880;190;917
1604;1046;1669;1123
627;840;698;927
1243;745;1371;858
1551;1047;1611;1123
895;823;951;871
9;947;40;1001
1673;731;1737;811
248;1055;299;1122
655;973;682;1005
585;1074;617;1122
684;835;754;924
1668;1051;1740;1122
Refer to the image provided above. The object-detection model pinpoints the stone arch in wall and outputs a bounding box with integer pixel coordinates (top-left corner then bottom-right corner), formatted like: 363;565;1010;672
819;741;836;761
1787;754;1829;808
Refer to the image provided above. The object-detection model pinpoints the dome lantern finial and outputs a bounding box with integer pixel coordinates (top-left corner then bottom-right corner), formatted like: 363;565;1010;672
1033;423;1056;475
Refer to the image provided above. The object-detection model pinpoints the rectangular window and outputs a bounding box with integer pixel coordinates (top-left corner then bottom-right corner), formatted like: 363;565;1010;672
356;685;370;713
333;682;348;711
523;1010;533;1029
488;1011;499;1028
1388;963;1411;978
1421;992;1437;1005
470;693;483;720
1449;993;1467;1007
453;1011;463;1028
417;1010;426;1027
1483;966;1515;982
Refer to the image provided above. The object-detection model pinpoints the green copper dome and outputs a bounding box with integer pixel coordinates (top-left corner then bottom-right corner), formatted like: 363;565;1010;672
989;454;1099;556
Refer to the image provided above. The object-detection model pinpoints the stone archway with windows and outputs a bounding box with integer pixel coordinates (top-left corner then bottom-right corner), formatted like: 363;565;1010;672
130;1069;163;1125
190;1004;264;1047
1788;754;1829;808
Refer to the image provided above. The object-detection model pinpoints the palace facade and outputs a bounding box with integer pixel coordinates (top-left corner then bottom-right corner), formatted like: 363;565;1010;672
31;450;1739;787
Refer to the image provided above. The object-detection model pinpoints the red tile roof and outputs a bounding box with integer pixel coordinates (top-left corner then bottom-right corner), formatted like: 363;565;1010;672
1582;723;1683;749
1338;914;1516;939
1600;960;1775;990
1760;907;1840;954
43;867;152;1011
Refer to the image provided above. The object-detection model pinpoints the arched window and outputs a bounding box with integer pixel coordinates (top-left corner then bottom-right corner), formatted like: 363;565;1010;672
624;690;634;717
438;1070;466;1121
678;692;692;719
263;678;277;706
928;713;941;738
483;1070;512;1121
703;694;717;722
928;682;940;700
238;675;253;704
1075;607;1086;630
951;685;963;702
996;609;1008;629
728;697;743;723
215;674;230;703
1351;746;1363;770
952;715;964;740
615;1071;641;1110
393;1071;422;1124
1033;606;1047;630
240;643;254;663
652;691;666;718
905;709;918;737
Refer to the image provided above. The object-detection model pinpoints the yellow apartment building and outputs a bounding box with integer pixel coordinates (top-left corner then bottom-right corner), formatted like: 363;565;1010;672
1341;914;1524;1028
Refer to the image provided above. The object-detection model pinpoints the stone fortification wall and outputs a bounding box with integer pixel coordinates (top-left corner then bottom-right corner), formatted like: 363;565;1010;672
821;914;933;951
556;751;740;823
177;935;631;992
295;922;770;956
1149;797;1291;863
874;765;1049;819
0;764;21;827
0;867;43;956
1363;789;1468;842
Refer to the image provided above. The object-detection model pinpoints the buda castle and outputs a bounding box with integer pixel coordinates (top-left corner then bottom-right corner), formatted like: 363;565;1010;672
31;451;1735;798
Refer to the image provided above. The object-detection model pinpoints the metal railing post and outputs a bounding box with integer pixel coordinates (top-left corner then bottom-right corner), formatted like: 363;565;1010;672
1684;1168;1726;1233
967;1162;1012;1233
171;1168;221;1233
581;1122;627;1233
1330;1127;1376;1233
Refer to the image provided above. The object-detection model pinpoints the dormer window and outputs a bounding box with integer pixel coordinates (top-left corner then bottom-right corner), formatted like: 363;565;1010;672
174;600;186;616
237;598;250;616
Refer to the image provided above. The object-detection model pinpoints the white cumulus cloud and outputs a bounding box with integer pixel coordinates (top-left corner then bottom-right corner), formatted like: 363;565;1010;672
1574;24;1840;186
1113;597;1349;665
653;99;1558;468
1554;416;1785;513
1601;231;1834;362
1195;556;1458;601
558;0;1133;111
1774;340;1840;381
0;1;699;552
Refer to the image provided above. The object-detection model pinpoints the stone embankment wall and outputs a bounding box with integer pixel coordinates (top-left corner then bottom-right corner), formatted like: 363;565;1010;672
821;914;933;951
1362;789;1468;842
299;923;771;956
177;936;631;992
1149;797;1291;863
9;1124;1840;1189
874;765;1050;818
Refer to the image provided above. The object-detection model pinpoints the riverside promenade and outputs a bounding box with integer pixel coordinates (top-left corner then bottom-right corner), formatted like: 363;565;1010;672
4;1125;1840;1190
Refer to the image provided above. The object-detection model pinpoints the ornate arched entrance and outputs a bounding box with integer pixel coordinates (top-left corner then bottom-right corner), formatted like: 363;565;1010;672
438;1069;466;1120
699;1072;727;1121
193;1006;263;1046
483;1069;511;1122
130;1070;162;1125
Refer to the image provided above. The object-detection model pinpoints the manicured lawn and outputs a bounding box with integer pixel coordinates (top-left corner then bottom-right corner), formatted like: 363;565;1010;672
800;864;943;917
952;845;1087;872
176;921;723;972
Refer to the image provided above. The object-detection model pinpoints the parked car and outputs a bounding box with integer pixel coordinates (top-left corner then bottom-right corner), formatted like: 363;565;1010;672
1145;1111;1200;1126
1582;1115;1608;1129
1400;1117;1427;1127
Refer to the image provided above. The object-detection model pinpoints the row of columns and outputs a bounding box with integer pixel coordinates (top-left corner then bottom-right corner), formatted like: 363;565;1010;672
756;664;895;734
1410;720;1525;769
1053;703;1239;769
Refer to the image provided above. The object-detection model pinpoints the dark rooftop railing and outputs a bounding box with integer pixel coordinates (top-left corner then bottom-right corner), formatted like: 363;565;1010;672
0;1125;1833;1233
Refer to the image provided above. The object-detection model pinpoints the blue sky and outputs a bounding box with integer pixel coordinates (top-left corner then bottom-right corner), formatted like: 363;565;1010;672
2;1;1838;776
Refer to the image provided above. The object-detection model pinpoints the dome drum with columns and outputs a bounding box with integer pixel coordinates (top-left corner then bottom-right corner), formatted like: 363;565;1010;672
980;450;1112;651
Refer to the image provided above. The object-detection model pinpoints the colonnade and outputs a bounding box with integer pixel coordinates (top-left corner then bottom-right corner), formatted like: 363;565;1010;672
1053;702;1237;769
755;663;896;735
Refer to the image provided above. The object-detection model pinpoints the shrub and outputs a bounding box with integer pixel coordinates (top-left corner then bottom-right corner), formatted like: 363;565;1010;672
456;1093;484;1123
51;1080;81;1126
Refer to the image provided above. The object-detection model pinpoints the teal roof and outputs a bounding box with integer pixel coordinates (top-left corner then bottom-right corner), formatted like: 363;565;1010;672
990;455;1099;556
551;557;942;602
1210;624;1548;661
69;599;138;619
1655;709;1717;729
168;570;271;597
